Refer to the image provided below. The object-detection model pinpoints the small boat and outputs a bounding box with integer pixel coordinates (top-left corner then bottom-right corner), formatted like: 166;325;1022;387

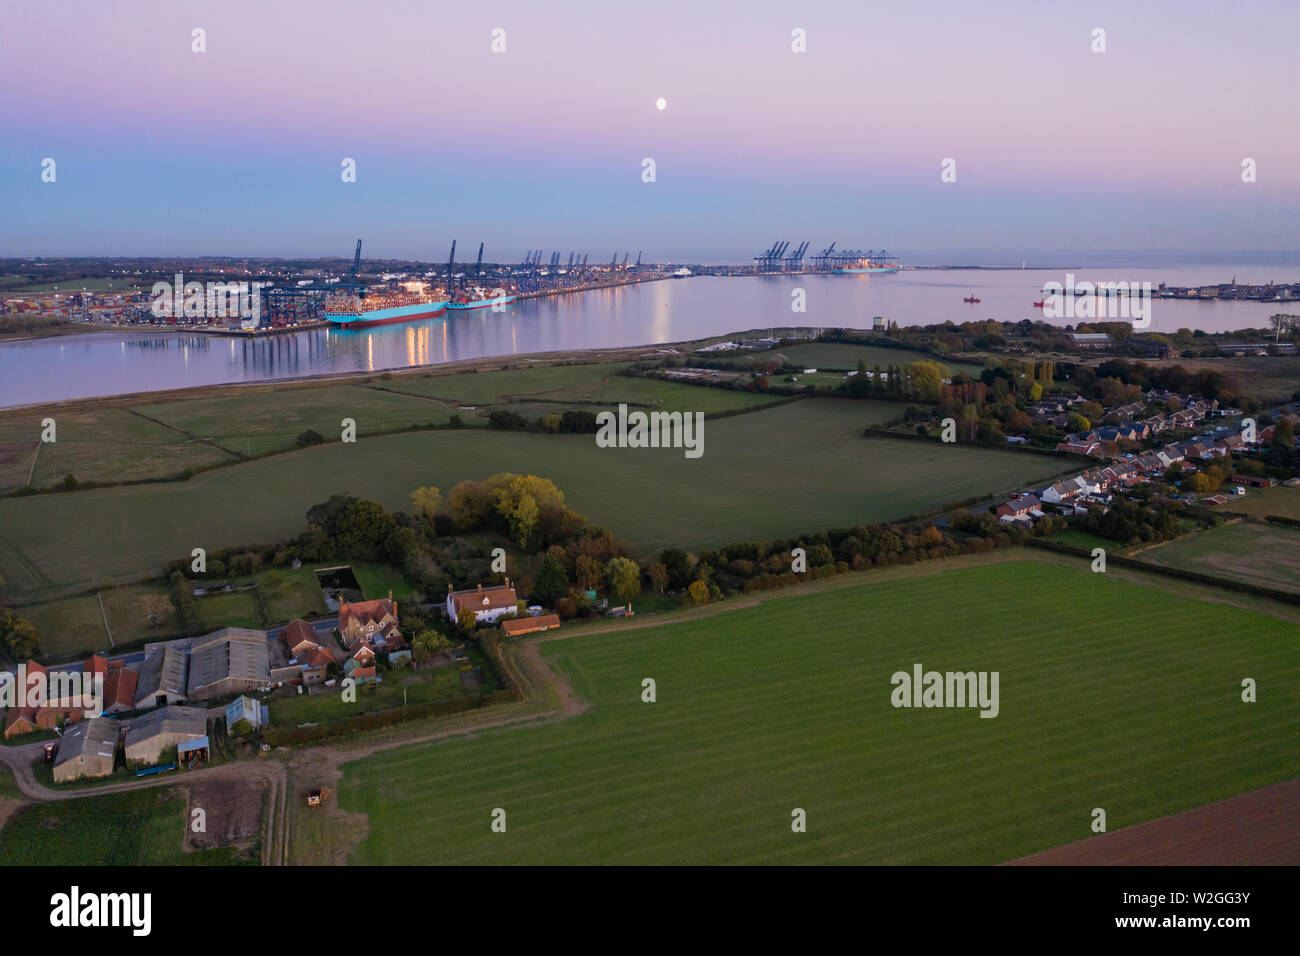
963;295;980;303
1032;299;1046;308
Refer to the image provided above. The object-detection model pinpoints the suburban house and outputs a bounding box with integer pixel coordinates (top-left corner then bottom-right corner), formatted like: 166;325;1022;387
1055;439;1103;457
338;597;405;656
123;705;208;768
52;716;120;783
447;581;520;624
501;613;562;637
995;495;1042;520
186;628;271;701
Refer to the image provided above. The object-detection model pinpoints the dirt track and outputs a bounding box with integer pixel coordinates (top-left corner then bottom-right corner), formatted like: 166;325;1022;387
1007;776;1300;865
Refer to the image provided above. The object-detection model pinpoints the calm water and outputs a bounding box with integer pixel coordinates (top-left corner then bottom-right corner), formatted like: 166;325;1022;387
2;264;1295;408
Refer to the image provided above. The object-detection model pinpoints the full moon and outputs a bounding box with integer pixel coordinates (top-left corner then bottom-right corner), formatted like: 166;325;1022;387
655;97;666;110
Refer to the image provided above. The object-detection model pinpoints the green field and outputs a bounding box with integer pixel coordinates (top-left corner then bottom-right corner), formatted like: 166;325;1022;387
1136;521;1300;594
0;405;235;491
1218;484;1300;520
0;362;780;491
338;561;1300;864
0;400;1066;600
270;657;493;726
771;342;986;378
0;785;253;865
19;568;327;663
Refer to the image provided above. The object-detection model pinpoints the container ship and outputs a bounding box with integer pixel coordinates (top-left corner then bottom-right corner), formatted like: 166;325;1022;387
446;289;519;311
832;253;901;275
324;290;448;329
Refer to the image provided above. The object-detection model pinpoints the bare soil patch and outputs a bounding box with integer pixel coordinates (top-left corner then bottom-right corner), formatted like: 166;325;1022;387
1007;776;1300;865
185;776;267;853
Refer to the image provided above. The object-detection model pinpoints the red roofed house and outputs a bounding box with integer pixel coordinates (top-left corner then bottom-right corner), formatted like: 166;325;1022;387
338;596;405;657
281;619;336;684
446;580;519;625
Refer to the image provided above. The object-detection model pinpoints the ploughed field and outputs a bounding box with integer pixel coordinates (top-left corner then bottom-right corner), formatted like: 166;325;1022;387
0;399;1063;600
338;561;1300;864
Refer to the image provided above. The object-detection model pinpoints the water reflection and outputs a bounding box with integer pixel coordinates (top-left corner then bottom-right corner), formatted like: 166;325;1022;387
0;265;1291;407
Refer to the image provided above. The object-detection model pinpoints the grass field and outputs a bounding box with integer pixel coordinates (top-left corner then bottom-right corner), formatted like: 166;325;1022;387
19;568;327;662
1217;484;1300;520
0;406;235;491
1136;521;1300;594
271;657;493;726
338;560;1300;864
0;362;780;491
771;342;986;378
0;785;252;865
0;400;1066;600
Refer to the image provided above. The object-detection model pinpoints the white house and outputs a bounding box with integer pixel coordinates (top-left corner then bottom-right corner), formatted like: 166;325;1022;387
447;581;519;624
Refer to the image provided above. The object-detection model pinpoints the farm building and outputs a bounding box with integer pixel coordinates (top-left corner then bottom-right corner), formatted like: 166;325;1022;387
1066;332;1113;349
1231;474;1275;487
134;644;190;709
186;628;271;701
447;581;519;625
101;664;139;713
53;716;120;783
501;614;562;637
123;705;208;767
225;695;263;730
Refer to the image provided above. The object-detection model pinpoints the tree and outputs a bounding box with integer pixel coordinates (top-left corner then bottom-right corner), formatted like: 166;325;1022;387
575;555;604;591
336;498;398;559
904;360;949;402
137;593;173;628
660;548;693;590
687;580;709;606
533;554;569;605
1066;413;1091;433
457;608;478;632
446;480;492;529
605;557;642;603
412;628;452;662
409;485;442;520
0;611;40;660
645;560;668;593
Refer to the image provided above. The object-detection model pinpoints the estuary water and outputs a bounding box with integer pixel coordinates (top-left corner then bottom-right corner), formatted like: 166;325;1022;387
1;263;1295;408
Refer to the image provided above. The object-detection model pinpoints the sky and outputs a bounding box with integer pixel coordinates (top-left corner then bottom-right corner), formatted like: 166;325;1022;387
1;0;1298;262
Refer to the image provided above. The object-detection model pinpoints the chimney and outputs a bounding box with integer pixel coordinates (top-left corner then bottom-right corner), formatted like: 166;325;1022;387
388;589;393;601
477;583;483;592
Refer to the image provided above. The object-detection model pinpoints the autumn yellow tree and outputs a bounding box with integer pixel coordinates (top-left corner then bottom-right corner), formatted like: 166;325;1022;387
409;485;442;520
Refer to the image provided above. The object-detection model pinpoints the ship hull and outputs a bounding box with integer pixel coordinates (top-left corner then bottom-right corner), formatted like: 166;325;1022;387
325;301;448;329
446;295;518;311
832;266;900;274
